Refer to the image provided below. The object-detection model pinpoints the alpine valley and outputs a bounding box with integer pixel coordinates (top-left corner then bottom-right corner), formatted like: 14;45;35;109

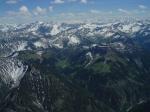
0;19;150;112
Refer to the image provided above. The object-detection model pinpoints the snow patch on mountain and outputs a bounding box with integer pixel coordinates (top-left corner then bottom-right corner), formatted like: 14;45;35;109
51;24;61;35
81;24;98;31
85;52;93;67
105;32;114;38
53;44;63;48
16;41;27;51
118;23;141;34
68;36;80;45
33;38;49;48
119;24;132;33
132;26;141;33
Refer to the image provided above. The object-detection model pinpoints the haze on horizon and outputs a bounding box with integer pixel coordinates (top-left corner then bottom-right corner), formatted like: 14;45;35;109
0;0;150;24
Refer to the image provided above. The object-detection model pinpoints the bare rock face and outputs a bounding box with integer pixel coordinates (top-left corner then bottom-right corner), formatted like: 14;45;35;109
0;58;28;87
0;58;28;104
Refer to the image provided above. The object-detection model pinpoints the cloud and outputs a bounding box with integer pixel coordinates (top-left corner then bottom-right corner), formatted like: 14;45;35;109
52;0;88;4
33;6;47;16
53;0;64;4
19;6;31;16
6;0;19;4
7;5;31;16
139;5;147;9
118;8;130;14
6;5;53;18
5;5;52;24
60;12;75;17
80;0;87;4
48;6;53;12
68;0;77;2
20;6;30;14
5;5;31;24
3;1;150;24
90;9;100;14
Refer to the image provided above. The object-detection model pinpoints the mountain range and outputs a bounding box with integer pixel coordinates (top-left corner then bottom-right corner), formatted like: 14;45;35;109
0;19;150;112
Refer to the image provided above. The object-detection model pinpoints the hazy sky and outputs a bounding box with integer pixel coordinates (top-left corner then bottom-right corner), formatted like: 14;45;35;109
0;0;150;24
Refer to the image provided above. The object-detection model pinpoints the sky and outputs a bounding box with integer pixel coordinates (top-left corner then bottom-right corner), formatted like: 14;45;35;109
0;0;150;24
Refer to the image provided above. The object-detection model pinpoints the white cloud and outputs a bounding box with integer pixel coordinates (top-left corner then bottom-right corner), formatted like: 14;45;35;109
33;6;47;16
19;6;31;16
49;6;53;12
60;12;75;17
68;0;77;2
6;5;53;18
7;5;31;16
90;9;100;14
53;0;64;4
20;6;29;13
6;0;19;4
81;0;87;4
139;5;147;9
118;8;130;14
52;0;88;4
